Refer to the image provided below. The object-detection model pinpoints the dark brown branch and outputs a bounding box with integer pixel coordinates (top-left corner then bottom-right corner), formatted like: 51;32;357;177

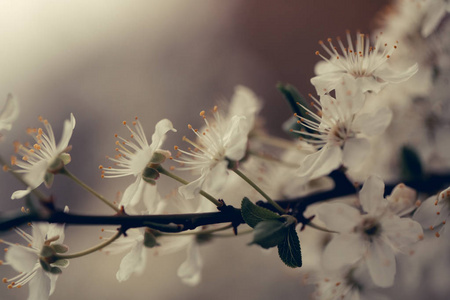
1;171;450;232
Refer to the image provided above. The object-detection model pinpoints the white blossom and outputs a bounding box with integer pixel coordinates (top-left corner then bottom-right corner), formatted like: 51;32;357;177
293;76;392;180
100;118;176;209
11;114;76;199
1;207;69;300
311;31;418;95
413;186;450;238
316;176;423;287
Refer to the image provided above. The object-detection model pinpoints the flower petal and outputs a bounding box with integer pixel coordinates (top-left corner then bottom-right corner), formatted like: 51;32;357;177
5;245;38;273
116;241;146;282
28;268;51;300
366;238;396;287
297;146;342;180
177;242;203;286
342;138;370;169
413;195;447;228
323;234;366;270
316;203;361;233
374;63;418;84
56;113;76;152
150;118;176;152
359;176;387;214
353;107;393;137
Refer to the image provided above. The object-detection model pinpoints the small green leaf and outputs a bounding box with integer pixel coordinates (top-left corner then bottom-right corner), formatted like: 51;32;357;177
400;146;423;181
40;245;55;258
144;229;160;248
277;225;302;268
49;266;62;274
241;198;280;228
52;244;69;253
277;83;315;136
250;219;288;249
52;259;69;268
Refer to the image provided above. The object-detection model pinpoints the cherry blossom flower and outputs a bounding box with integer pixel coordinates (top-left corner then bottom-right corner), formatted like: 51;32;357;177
413;186;450;238
293;76;392;180
316;176;423;287
100;118;176;208
307;265;386;300
11;114;76;199
311;31;418;95
104;188;213;284
175;111;250;199
0;94;19;135
1;207;69;300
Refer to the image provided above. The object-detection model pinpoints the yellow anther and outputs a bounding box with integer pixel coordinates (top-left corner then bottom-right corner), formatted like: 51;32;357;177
123;121;127;125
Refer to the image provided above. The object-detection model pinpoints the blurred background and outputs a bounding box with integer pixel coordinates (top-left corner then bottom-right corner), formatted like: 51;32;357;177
0;1;387;299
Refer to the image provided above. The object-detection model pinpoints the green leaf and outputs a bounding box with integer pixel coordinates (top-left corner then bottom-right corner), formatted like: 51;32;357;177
52;244;69;253
277;83;315;136
400;146;423;181
52;259;70;268
241;197;280;228
277;225;302;268
144;229;160;248
250;219;288;249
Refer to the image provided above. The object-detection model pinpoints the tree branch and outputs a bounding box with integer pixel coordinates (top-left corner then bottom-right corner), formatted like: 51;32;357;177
1;171;450;232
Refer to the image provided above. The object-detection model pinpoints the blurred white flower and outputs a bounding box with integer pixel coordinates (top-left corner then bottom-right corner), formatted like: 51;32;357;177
105;188;214;284
2;207;69;300
11;114;76;199
0;94;19;135
316;176;423;287
100;118;176;209
311;31;418;95
294;76;392;179
413;186;450;238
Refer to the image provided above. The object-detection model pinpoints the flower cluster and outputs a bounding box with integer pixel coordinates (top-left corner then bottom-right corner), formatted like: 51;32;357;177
1;2;450;300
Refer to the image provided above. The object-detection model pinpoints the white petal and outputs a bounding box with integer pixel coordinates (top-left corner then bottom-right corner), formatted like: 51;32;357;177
116;242;146;282
342;138;370;169
413;195;447;228
5;245;38;273
223;115;249;161
228;85;262;126
297;146;342;180
310;72;344;95
353;107;393;136
120;177;144;209
355;76;388;94
374;63;418;84
381;215;423;252
150;118;176;151
28;268;51;300
365;238;396;287
177;242;203;286
203;160;229;194
316;203;361;232
48;273;59;296
359;176;387;214
56;113;76;152
11;187;32;200
322;234;366;270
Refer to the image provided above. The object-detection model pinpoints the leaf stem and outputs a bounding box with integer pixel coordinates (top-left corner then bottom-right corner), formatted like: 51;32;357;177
232;168;286;214
60;167;119;213
55;230;122;259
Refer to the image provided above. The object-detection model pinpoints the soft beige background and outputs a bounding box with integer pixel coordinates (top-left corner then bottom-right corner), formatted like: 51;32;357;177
0;1;386;299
